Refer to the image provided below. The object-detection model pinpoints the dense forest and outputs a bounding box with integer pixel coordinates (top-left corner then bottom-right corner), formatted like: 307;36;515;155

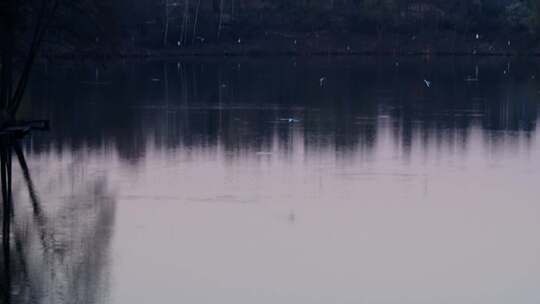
3;1;540;122
3;0;540;57
52;0;540;55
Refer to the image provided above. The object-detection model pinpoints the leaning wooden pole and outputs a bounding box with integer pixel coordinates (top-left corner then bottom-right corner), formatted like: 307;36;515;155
14;142;43;218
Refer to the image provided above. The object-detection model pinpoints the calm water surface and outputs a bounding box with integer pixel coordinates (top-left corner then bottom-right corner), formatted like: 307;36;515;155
3;57;540;303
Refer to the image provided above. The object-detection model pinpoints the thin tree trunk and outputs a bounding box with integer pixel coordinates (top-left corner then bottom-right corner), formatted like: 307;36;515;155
192;0;201;44
180;0;190;45
217;0;224;39
163;0;170;46
1;0;16;114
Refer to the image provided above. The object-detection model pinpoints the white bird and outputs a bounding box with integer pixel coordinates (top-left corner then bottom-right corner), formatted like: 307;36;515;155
320;77;326;87
177;41;181;47
237;38;241;44
423;79;431;88
476;33;480;40
293;39;297;45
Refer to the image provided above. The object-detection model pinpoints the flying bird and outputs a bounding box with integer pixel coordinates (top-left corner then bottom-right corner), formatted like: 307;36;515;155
423;79;431;88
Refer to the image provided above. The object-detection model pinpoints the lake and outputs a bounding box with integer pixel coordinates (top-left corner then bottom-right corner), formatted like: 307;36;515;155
3;56;540;303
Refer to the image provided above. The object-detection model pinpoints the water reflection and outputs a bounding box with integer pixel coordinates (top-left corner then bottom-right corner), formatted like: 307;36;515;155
25;57;539;162
5;57;540;303
0;132;116;303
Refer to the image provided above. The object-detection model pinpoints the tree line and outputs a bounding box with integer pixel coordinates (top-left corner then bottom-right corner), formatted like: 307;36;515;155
112;0;540;47
2;1;540;52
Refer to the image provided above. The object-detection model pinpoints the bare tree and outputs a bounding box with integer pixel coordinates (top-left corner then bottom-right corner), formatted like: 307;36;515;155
0;0;60;123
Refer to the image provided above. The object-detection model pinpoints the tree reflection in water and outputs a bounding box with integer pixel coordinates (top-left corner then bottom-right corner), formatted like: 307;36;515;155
0;132;116;304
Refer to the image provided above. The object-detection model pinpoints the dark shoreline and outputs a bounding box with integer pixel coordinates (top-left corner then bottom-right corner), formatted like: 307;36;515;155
41;30;540;62
43;49;540;63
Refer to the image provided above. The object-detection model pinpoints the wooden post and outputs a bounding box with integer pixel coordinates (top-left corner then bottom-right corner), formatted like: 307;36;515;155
1;138;12;304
